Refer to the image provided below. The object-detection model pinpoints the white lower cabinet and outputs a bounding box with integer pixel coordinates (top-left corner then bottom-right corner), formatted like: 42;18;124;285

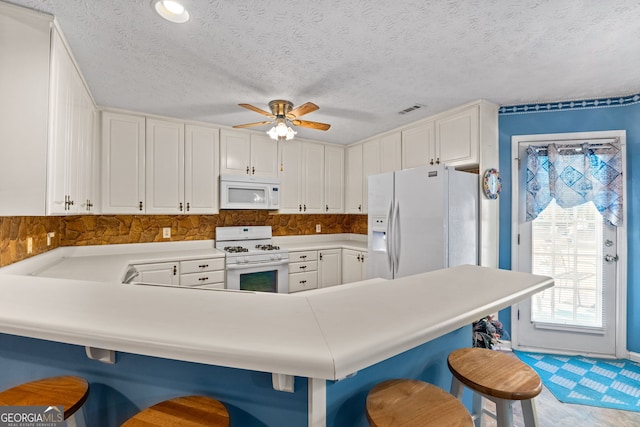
342;249;367;284
288;250;319;293
179;257;225;289
135;262;180;286
318;249;341;288
129;257;224;290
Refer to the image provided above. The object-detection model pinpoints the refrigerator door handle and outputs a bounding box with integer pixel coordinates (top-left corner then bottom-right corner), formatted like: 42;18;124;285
386;201;394;273
394;201;401;274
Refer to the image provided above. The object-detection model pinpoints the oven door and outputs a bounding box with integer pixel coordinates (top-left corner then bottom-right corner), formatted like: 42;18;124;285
226;260;289;293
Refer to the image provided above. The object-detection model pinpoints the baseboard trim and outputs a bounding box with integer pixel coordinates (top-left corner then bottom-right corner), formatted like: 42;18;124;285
495;340;512;351
628;351;640;362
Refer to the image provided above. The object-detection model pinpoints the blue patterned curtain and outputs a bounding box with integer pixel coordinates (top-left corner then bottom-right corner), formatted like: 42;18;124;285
525;141;623;226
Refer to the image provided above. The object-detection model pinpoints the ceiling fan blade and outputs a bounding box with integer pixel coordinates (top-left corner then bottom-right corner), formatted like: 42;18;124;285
239;103;275;118
286;102;319;119
232;121;273;129
291;119;331;131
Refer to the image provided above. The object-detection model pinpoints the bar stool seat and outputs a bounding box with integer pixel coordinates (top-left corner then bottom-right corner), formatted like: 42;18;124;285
0;375;89;425
448;348;542;427
121;395;230;427
366;379;473;427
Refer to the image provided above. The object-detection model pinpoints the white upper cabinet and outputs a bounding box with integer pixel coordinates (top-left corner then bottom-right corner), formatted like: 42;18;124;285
0;3;51;215
345;144;363;214
184;125;219;214
220;130;278;177
323;145;344;213
402;121;436;169
101;112;146;214
301;142;325;213
278;141;302;213
435;104;480;167
103;114;220;214
145;118;185;214
278;141;343;214
401;103;481;169
0;4;98;216
380;132;402;173
47;29;98;215
345;132;401;214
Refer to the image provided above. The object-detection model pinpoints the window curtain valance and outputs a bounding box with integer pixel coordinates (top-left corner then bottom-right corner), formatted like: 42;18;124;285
525;141;623;226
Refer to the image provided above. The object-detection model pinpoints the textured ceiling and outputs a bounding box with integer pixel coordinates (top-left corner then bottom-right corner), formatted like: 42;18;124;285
7;0;640;144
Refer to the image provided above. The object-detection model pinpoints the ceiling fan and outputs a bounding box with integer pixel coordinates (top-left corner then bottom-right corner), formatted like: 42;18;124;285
233;100;331;140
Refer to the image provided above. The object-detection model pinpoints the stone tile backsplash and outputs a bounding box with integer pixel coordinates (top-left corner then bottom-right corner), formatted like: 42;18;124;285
0;212;368;267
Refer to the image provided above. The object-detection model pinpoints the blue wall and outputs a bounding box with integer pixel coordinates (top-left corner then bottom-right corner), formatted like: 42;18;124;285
0;333;308;427
1;326;471;426
497;97;640;353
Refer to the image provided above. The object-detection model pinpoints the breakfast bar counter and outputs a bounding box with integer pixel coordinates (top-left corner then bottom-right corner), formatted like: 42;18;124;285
0;253;552;426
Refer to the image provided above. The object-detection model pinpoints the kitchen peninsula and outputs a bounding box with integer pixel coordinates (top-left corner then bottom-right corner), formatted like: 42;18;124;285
0;244;552;427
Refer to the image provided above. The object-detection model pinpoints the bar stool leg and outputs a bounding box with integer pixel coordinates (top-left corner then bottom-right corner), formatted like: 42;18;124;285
65;409;87;427
471;393;483;427
495;398;514;427
450;376;465;400
522;398;539;427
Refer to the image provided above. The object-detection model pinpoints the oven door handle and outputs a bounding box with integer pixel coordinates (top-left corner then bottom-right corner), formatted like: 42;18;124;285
225;260;289;270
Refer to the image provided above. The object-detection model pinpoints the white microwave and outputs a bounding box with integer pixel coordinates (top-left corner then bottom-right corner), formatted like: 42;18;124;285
220;175;280;210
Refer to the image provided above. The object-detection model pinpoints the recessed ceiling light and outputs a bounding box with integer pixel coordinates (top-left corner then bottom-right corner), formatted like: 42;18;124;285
154;0;190;23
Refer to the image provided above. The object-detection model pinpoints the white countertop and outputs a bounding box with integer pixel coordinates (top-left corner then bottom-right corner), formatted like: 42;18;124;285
0;240;553;380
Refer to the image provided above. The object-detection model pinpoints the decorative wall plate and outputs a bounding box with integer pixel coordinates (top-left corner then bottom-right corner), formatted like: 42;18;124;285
482;168;502;199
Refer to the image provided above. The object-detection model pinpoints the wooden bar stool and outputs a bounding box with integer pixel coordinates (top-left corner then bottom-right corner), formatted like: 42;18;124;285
366;379;473;427
0;375;89;427
121;395;230;427
447;348;542;427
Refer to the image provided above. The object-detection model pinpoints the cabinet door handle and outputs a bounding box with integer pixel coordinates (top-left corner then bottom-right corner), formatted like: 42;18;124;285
299;204;302;212
300;280;307;285
246;166;250;174
299;265;307;269
199;277;209;281
186;202;190;212
252;166;255;174
198;264;209;269
319;253;323;261
325;204;329;212
358;204;362;212
300;255;307;259
139;201;144;211
173;265;177;275
435;157;440;165
179;202;183;211
429;158;434;165
303;204;307;212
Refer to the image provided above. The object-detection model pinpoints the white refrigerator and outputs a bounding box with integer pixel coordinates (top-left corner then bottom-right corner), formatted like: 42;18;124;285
367;165;478;280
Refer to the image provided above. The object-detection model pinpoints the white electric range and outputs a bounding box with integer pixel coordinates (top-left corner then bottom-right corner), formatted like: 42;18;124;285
215;226;289;293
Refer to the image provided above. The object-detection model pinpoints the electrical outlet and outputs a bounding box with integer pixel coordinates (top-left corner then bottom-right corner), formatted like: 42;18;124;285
316;224;321;233
163;227;171;238
27;237;33;254
46;232;55;246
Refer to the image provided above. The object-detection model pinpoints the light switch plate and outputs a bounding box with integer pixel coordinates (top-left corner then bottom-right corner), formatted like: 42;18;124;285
163;227;171;238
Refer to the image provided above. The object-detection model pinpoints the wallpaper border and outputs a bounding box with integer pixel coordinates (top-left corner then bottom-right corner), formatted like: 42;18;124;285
499;92;640;115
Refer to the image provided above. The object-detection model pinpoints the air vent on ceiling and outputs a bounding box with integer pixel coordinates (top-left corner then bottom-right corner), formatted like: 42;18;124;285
398;104;425;115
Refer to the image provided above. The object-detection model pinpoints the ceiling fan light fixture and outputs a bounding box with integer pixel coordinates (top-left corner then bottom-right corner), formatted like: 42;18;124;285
267;117;296;140
154;0;190;23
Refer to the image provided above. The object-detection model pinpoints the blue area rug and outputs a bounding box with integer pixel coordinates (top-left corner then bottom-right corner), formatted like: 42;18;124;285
514;351;640;412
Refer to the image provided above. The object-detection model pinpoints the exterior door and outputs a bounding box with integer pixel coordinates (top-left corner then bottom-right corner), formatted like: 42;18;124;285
511;131;627;358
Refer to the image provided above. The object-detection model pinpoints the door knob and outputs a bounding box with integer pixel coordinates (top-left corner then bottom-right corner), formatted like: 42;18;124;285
604;254;619;263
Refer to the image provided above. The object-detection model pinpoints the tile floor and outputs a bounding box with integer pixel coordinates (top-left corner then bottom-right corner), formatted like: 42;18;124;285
478;352;640;427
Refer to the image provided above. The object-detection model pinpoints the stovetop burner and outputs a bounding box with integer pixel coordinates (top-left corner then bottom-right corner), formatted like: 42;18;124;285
224;246;249;253
256;244;280;251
